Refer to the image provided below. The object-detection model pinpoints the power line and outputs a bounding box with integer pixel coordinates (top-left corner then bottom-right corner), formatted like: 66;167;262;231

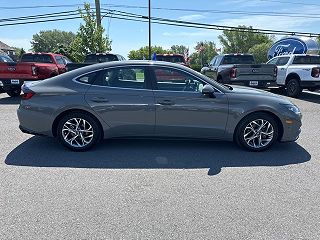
0;8;318;37
259;0;320;7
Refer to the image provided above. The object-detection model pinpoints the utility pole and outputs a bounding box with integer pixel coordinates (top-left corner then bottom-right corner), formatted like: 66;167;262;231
95;0;101;27
148;0;151;60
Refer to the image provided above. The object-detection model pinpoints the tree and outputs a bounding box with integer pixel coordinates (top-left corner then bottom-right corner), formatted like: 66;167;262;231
128;46;169;60
31;30;76;53
218;25;273;53
189;41;218;68
13;47;25;59
170;45;188;55
248;42;273;63
70;3;112;62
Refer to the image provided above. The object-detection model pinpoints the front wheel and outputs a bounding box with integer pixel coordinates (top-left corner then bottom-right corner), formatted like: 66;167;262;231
235;113;279;151
7;88;21;97
57;112;102;151
286;78;302;98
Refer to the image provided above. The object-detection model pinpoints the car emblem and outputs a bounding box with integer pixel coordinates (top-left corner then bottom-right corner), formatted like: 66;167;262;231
8;66;16;71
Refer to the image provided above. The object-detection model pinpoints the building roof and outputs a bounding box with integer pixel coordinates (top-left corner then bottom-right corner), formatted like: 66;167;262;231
0;40;14;51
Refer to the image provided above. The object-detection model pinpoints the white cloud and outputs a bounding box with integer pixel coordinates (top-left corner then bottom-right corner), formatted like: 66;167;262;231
178;14;205;22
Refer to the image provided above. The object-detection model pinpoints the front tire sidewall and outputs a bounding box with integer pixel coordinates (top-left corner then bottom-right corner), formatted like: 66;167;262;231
236;113;278;152
57;112;101;151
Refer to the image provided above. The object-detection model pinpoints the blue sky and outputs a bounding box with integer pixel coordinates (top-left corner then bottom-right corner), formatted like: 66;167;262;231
1;0;320;57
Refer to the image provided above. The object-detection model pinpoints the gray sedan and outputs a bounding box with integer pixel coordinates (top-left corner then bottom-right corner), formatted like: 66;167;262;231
17;61;302;151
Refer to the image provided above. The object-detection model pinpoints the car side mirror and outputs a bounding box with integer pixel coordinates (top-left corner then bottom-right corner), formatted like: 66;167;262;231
202;84;216;98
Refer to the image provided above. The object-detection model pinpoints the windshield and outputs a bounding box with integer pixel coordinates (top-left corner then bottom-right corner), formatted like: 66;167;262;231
156;55;186;63
85;54;118;63
222;55;255;64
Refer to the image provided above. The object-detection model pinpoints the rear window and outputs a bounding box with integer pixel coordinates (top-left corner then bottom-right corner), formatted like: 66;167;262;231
21;54;53;63
222;55;255;64
293;56;320;64
156;55;186;63
85;54;118;63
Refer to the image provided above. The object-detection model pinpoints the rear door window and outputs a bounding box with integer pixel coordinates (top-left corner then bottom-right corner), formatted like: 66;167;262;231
293;56;320;64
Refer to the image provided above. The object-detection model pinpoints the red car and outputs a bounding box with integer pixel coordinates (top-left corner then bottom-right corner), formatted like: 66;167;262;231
0;53;71;97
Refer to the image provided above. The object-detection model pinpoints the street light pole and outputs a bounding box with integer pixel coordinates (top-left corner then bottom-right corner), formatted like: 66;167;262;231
95;0;101;27
148;0;151;60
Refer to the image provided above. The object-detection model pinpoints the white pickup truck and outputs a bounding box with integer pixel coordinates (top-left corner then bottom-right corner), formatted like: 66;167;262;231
267;54;320;97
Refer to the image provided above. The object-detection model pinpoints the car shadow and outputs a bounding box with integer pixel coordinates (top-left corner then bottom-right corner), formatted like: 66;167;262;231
5;137;311;176
0;95;21;105
270;88;320;104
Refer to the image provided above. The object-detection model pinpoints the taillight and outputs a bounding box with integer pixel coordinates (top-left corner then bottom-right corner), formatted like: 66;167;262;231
230;68;237;78
31;66;38;75
274;67;278;77
22;92;35;100
311;67;320;78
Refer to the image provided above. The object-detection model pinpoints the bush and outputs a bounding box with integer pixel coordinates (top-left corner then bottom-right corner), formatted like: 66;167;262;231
190;64;202;72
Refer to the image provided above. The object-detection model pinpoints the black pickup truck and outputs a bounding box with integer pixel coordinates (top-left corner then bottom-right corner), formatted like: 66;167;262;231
66;53;126;71
201;54;278;88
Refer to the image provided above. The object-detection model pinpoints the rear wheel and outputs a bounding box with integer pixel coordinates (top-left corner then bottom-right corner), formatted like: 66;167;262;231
57;112;102;151
7;89;21;97
286;78;302;97
235;113;278;151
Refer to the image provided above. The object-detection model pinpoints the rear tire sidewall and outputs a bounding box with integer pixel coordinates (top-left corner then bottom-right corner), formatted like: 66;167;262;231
57;112;101;151
286;78;302;97
236;113;279;151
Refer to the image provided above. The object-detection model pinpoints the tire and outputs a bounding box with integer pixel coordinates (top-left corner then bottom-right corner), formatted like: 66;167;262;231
286;78;302;98
7;89;21;97
235;113;279;151
57;112;102;151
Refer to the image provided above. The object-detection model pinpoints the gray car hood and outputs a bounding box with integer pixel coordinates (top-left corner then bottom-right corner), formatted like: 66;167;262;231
228;85;292;104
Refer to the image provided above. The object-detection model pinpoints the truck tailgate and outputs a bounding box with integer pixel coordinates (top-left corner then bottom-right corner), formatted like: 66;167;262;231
0;62;38;80
233;64;277;81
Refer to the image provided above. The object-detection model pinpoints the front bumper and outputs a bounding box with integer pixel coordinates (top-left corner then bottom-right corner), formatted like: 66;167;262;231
280;117;302;142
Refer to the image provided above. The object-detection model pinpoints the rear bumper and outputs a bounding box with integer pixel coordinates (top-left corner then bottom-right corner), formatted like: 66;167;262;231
0;79;40;91
228;80;278;88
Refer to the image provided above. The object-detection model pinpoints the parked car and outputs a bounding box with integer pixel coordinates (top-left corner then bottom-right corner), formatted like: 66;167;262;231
0;54;15;93
201;54;277;88
0;53;71;97
66;53;125;71
18;61;301;152
156;54;190;67
267;54;320;97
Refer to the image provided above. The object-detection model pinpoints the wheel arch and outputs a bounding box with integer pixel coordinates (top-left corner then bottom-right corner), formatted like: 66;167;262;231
285;72;300;85
233;110;284;142
52;109;104;138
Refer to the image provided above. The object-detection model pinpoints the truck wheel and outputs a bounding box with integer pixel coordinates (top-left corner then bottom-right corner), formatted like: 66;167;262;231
286;79;302;98
7;89;21;97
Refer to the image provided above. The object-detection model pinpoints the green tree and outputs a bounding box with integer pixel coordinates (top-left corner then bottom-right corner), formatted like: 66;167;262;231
70;3;112;62
31;29;76;53
189;41;218;69
218;25;273;53
128;46;169;60
170;45;188;55
13;47;25;59
248;42;273;63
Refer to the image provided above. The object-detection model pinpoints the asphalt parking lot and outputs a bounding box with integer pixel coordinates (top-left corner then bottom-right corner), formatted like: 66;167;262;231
1;90;320;240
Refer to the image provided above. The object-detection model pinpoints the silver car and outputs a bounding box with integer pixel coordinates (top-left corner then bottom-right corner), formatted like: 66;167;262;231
17;61;302;152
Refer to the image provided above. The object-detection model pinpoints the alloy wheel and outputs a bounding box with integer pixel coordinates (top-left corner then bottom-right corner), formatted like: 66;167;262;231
243;119;274;149
61;118;94;148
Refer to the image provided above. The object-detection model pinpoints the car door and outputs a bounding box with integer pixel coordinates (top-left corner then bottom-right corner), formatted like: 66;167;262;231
151;66;229;139
84;65;155;137
273;56;290;85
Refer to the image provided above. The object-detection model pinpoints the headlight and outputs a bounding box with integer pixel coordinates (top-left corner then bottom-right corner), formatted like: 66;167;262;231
281;104;301;115
0;81;3;87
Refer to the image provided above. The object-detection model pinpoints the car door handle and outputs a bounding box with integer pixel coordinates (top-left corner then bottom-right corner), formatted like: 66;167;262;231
91;97;109;103
158;100;174;105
